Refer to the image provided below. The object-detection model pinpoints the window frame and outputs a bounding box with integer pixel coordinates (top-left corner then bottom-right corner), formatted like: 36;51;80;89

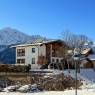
52;58;55;63
17;49;25;56
56;59;59;63
17;59;25;64
32;58;35;64
61;59;64;63
32;48;35;53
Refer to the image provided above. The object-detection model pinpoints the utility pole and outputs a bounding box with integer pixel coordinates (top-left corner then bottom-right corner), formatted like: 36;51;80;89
75;60;77;95
73;50;80;95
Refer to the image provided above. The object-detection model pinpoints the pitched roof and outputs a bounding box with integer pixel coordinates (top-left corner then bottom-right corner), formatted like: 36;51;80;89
11;40;64;47
81;48;91;55
11;43;42;47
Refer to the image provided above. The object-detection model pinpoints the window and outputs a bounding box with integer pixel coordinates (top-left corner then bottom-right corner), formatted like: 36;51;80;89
17;59;25;64
32;48;35;53
32;58;35;64
61;59;64;63
52;58;55;63
56;59;59;63
17;49;25;56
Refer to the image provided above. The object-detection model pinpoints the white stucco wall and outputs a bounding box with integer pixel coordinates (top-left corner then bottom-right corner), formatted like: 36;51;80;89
16;45;46;69
25;46;39;68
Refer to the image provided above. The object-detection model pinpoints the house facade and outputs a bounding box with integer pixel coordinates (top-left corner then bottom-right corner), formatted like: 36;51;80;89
80;46;95;68
14;40;67;69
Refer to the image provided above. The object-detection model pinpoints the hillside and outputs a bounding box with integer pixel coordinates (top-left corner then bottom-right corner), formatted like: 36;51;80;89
0;27;47;64
0;27;46;45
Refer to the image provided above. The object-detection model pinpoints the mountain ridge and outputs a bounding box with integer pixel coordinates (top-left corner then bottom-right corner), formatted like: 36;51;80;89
0;27;46;45
0;27;48;64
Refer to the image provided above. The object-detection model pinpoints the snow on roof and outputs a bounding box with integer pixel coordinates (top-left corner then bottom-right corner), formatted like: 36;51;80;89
81;48;91;55
42;39;63;44
84;42;89;46
11;43;42;47
11;40;63;48
88;54;95;61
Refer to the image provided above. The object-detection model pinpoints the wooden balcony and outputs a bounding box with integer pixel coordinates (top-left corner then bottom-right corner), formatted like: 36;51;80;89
37;56;48;65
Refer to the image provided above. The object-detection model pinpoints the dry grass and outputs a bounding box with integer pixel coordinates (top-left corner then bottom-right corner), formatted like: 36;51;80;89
0;72;32;85
0;72;82;90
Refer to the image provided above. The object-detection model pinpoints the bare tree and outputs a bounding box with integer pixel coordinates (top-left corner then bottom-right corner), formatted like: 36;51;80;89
61;30;92;72
62;31;91;50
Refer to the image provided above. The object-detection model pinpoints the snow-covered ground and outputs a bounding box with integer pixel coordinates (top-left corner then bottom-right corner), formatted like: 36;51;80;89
30;68;95;84
0;89;95;95
1;69;95;95
64;69;95;83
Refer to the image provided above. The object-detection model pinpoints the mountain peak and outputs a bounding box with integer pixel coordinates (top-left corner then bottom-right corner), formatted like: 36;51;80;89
0;27;47;45
1;27;13;31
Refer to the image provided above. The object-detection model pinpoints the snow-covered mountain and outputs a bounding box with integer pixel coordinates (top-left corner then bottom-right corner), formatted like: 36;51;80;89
0;27;45;45
0;27;47;64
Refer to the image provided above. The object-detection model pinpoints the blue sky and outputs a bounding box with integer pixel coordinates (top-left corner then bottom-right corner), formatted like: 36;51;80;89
0;0;95;40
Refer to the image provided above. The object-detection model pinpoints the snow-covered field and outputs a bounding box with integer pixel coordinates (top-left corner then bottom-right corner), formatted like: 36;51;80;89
1;69;95;95
1;83;95;95
0;90;95;95
64;69;95;83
